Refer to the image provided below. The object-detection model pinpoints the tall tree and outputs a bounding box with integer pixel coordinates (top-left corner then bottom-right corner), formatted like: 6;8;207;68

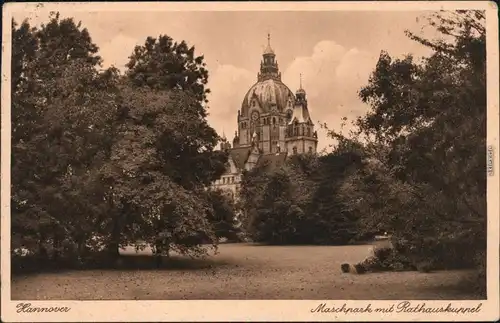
99;85;224;261
347;10;486;270
115;34;227;261
125;35;226;190
308;148;364;244
11;20;40;255
11;14;118;262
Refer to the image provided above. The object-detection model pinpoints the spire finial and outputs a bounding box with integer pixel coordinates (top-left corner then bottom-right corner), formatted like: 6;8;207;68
299;73;302;89
263;32;274;55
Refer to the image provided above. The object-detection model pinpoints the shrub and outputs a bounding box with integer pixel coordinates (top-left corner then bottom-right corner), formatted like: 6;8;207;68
340;263;350;273
373;246;392;263
352;246;415;274
352;263;366;274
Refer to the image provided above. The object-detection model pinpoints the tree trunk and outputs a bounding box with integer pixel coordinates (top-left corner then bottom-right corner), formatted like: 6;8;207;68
105;197;122;263
76;235;90;266
106;242;120;269
107;214;122;261
38;244;48;258
155;242;163;268
106;241;119;254
37;233;48;258
52;233;61;262
37;237;49;269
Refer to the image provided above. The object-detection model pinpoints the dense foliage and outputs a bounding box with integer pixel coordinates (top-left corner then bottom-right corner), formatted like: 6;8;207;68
11;13;230;269
239;152;364;245
205;188;241;241
349;10;487;273
239;11;487;284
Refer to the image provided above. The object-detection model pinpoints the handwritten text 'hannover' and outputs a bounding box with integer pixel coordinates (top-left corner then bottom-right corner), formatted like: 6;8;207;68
16;303;71;313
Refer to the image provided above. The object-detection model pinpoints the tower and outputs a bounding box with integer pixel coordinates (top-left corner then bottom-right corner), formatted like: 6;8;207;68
212;35;320;202
237;34;295;154
234;35;318;155
285;74;318;154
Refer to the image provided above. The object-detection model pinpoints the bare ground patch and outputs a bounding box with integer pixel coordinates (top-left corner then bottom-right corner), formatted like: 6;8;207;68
11;243;483;300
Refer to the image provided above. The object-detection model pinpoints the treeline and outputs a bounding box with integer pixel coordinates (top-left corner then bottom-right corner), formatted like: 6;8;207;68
239;11;486;279
11;13;239;270
239;150;365;245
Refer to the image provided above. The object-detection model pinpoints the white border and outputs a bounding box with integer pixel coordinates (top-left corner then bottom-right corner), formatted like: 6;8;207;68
1;1;499;322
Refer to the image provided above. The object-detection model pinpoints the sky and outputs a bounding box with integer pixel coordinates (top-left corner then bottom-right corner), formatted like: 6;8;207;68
14;10;441;152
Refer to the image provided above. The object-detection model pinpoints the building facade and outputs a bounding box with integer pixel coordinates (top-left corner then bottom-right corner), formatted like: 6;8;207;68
211;35;318;199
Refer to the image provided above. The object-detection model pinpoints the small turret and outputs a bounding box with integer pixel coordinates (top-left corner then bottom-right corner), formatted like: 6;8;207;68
295;73;307;103
285;74;317;155
220;131;231;151
232;130;240;148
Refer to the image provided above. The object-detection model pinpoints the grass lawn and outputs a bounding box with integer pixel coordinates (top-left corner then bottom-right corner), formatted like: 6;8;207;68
11;243;483;300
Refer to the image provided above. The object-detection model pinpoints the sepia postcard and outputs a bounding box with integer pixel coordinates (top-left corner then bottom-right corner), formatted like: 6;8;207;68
1;1;499;322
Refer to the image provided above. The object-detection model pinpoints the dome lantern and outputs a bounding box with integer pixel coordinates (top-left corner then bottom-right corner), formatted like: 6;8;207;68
258;33;280;82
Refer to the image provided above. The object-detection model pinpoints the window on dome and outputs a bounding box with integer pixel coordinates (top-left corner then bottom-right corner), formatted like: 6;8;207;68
273;117;276;125
293;146;297;154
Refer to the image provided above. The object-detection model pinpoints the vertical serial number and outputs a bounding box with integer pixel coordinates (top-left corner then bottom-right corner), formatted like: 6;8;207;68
487;145;494;176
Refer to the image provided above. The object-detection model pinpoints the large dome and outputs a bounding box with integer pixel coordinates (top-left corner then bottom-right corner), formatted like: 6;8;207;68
241;79;295;117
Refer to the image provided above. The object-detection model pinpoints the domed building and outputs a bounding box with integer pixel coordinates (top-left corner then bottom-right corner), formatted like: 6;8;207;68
211;34;318;199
